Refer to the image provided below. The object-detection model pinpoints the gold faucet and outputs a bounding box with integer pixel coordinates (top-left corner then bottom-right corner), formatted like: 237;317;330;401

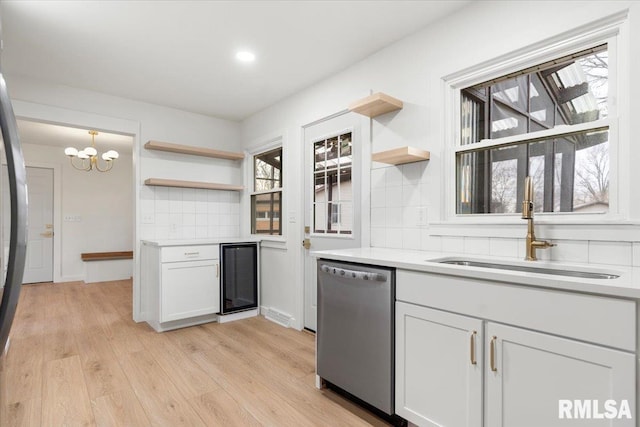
522;176;555;261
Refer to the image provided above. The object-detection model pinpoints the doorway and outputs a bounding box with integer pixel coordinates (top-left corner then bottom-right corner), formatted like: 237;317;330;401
23;167;54;283
302;111;364;331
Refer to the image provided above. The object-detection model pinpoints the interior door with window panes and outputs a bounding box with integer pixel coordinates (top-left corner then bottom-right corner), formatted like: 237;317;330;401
302;112;363;331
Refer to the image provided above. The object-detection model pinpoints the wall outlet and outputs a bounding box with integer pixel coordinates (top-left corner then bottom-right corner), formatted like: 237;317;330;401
63;215;82;222
416;207;428;226
142;214;155;224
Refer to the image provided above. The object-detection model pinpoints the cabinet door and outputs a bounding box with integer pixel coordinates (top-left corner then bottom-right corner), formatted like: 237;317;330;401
396;302;483;427
161;259;220;322
486;322;635;427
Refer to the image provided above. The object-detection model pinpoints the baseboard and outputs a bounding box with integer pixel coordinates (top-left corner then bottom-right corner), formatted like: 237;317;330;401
263;306;293;328
57;275;84;283
217;308;258;323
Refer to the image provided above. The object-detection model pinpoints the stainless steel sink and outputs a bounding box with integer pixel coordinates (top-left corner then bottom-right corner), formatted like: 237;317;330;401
434;259;619;279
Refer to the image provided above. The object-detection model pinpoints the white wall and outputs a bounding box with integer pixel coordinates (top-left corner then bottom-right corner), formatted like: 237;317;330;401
20;143;133;281
241;1;640;326
5;76;242;320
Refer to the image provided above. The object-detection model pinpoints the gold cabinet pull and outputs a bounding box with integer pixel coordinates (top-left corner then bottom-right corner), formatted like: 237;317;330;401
490;335;497;372
470;331;477;365
40;231;54;238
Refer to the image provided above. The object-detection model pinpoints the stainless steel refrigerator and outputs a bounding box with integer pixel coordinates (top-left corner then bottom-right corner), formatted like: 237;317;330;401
0;71;28;356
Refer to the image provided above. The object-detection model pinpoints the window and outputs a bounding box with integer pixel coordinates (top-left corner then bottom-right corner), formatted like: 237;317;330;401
457;45;611;215
251;147;282;235
313;132;353;234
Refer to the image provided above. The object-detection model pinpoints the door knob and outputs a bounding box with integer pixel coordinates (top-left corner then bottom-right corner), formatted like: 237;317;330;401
302;239;311;249
40;231;54;238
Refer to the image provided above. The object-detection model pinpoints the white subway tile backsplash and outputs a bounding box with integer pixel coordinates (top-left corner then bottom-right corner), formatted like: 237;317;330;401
633;243;640;267
464;237;488;255
386;186;403;208
182;226;196;239
183;200;196;213
196;200;208;214
371;188;386;208
402;185;421;207
385;166;403;187
385;228;403;249
155;198;169;213
195;213;208;226
169;200;182;214
370;168;386;188
140;199;155;215
489;238;519;259
402;228;421;250
196;226;208;238
144;187;241;241
588;241;632;266
371;207;385;227
169;187;182;201
550;240;588;263
207;190;220;202
183;213;196;226
386;207;403;228
155;225;169;240
156;213;169;226
402;162;424;185
370;227;386;247
442;236;464;253
140;185;154;200
402;206;419;227
421;232;442;252
154;186;168;199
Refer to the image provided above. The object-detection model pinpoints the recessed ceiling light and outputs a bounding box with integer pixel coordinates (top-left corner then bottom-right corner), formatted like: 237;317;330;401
236;51;256;63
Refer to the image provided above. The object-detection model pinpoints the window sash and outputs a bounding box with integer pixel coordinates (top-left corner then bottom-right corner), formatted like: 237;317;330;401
455;118;610;155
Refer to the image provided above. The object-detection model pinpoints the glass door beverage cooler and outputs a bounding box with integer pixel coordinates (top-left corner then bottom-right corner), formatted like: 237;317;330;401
219;242;258;314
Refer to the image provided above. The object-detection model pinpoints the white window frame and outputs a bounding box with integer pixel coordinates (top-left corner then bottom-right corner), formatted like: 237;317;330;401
247;137;285;242
441;11;629;228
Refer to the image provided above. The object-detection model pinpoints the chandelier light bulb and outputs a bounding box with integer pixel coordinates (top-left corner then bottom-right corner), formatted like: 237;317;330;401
64;130;117;172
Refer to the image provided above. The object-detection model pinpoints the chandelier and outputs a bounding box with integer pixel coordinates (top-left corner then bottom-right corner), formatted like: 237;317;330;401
64;130;119;172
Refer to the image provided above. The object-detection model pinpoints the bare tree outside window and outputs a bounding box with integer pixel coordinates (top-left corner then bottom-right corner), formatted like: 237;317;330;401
457;45;610;215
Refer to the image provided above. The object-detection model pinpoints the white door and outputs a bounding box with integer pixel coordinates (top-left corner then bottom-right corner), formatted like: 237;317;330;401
396;302;483;427
303;112;364;331
486;322;635;427
22;167;54;284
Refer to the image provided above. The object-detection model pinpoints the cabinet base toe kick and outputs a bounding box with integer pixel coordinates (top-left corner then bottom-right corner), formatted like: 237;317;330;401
147;312;220;332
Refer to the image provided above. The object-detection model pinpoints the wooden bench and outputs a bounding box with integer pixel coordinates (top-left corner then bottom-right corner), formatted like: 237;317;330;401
81;251;133;261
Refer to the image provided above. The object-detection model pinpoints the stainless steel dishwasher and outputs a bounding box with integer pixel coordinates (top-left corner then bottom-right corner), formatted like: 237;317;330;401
317;259;395;416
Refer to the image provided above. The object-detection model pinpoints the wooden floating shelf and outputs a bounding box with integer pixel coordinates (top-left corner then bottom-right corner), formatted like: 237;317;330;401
81;251;133;261
372;146;430;165
145;140;245;161
348;92;403;118
144;178;244;192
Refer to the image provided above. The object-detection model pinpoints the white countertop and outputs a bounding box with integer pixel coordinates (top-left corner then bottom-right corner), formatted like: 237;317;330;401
312;247;640;299
141;237;260;247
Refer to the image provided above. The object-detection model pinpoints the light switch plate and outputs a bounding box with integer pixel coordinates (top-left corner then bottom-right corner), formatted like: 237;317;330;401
416;207;428;226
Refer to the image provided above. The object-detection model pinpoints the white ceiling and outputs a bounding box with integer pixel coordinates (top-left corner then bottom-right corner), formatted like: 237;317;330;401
17;120;134;154
0;1;469;121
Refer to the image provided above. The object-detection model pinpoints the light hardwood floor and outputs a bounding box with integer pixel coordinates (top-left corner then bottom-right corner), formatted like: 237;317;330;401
0;280;389;426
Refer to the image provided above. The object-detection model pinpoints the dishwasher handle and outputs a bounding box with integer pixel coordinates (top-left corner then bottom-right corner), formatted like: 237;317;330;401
320;264;386;282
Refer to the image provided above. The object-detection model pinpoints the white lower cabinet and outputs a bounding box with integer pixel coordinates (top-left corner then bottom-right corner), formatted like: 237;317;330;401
161;259;220;322
395;270;636;426
141;243;221;331
486;322;635;427
396;302;483;427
